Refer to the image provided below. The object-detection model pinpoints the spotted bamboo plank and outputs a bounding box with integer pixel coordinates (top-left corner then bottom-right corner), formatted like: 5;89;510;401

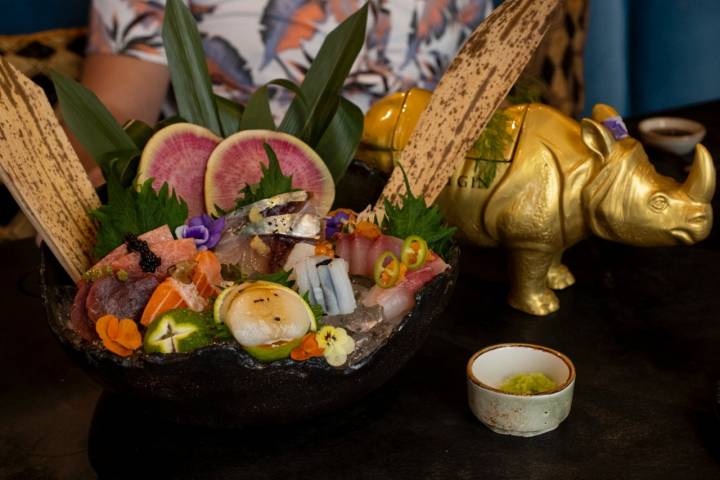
0;58;99;282
376;0;560;213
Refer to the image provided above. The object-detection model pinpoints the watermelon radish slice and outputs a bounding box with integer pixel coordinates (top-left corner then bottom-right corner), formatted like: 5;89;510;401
204;130;335;216
137;123;221;218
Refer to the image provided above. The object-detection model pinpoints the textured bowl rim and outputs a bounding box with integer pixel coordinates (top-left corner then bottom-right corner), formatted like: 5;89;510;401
466;343;576;397
638;116;706;142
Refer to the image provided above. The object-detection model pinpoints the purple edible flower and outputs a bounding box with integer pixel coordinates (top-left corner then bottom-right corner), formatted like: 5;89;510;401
175;214;225;250
325;211;351;238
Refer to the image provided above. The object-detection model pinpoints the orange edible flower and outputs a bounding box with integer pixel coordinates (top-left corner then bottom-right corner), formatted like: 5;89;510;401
314;240;335;257
355;221;381;239
291;333;325;361
96;314;142;357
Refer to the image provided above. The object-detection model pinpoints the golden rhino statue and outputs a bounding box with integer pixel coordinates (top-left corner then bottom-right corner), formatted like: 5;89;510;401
359;89;716;316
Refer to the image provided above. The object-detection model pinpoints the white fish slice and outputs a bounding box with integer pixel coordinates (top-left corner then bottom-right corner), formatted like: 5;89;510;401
329;258;356;314
317;264;340;315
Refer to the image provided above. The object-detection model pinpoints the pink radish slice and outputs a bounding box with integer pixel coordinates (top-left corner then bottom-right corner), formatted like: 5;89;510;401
204;130;334;216
137;123;221;218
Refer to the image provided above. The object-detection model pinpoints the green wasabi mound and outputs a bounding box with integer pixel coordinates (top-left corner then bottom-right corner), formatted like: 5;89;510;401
499;372;556;395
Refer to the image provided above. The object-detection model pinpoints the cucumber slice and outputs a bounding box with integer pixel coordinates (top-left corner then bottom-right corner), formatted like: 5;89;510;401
143;309;214;354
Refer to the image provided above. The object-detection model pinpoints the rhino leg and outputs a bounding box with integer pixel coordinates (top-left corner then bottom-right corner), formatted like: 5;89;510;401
507;249;560;316
547;251;576;290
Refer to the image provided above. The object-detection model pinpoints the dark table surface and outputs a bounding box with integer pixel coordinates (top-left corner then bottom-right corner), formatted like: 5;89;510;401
2;101;720;479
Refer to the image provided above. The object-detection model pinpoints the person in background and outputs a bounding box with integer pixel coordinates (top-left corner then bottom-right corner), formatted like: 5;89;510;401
77;0;494;182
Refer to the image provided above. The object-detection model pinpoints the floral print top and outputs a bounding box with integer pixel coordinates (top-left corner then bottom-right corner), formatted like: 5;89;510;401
88;0;493;116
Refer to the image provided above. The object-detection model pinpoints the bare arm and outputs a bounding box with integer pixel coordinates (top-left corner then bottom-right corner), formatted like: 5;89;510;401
67;53;170;185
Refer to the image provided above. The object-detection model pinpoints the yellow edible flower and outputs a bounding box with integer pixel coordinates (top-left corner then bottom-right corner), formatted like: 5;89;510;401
315;326;355;367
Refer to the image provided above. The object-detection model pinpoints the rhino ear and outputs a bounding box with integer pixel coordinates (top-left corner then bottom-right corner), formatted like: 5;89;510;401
581;118;616;161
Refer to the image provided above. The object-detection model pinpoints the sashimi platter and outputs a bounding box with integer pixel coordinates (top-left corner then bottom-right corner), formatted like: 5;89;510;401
0;0;557;424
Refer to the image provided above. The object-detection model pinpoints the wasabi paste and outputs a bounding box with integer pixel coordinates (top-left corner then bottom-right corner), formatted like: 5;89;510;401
499;372;556;394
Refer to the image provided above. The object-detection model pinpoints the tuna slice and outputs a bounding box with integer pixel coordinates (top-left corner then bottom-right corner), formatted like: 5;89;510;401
111;238;198;276
70;280;95;341
204;130;335;217
92;225;173;269
136;123;221;218
86;274;160;325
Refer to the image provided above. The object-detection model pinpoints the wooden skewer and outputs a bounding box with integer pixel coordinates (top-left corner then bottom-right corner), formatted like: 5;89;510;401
0;58;99;282
376;0;561;213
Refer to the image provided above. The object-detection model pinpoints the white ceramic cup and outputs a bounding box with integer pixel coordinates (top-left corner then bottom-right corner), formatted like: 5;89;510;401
467;343;576;437
638;116;706;156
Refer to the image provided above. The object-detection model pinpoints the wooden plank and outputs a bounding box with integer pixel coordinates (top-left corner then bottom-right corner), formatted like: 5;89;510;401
0;58;99;282
376;0;560;212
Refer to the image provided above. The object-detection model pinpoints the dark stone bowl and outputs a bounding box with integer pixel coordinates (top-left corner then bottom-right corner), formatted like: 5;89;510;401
41;244;459;428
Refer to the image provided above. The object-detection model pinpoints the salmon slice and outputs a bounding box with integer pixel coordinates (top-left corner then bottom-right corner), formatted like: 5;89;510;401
192;250;222;298
140;277;207;326
111;238;198;276
93;225;173;269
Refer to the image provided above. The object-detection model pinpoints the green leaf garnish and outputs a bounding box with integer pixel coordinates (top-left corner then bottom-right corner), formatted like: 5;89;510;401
214;95;244;137
381;164;456;259
90;172;188;259
234;143;299;209
251;269;295;288
315;97;364;182
464;110;513;188
163;0;222;136
302;292;325;326
239;84;276;131
50;70;138;176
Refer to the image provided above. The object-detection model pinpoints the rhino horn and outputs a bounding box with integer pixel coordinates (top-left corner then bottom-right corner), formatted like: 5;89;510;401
683;144;716;203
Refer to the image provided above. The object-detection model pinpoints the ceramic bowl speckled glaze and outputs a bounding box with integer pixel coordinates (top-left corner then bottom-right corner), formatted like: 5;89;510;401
638;116;706;155
41;244;458;428
467;343;575;437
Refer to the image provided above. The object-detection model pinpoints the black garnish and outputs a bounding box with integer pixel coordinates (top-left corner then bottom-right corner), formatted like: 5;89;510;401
125;233;161;273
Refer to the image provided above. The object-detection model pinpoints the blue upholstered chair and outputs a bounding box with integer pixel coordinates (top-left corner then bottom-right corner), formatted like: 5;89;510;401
584;0;720;117
1;0;89;35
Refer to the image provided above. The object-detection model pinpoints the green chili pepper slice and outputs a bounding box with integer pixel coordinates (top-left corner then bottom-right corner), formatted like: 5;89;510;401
373;251;401;288
401;235;428;270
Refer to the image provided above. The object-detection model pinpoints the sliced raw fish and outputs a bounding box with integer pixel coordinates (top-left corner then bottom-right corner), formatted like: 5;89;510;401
111;238;198;276
70;280;95;341
350;234;374;276
92;225;173;268
328;258;356;315
283;242;316;272
214;233;271;274
362;286;415;325
140;277;207;326
362;254;447;324
335;234;352;264
317;264;340;315
365;235;403;276
191;250;223;297
86;274;160;325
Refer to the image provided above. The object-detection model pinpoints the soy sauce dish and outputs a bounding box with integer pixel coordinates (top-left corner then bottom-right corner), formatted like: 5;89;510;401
467;343;575;437
638;116;706;155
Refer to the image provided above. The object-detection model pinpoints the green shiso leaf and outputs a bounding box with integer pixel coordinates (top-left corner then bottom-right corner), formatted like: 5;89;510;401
315;96;364;183
163;0;222;136
90;171;188;259
234;143;299;209
50;70;137;176
381;164;456;259
279;2;368;148
214;95;244;137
